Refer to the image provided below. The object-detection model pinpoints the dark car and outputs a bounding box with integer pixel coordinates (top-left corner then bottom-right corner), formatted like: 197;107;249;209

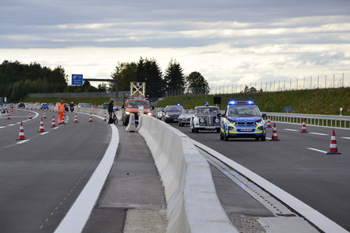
18;103;25;108
162;105;184;123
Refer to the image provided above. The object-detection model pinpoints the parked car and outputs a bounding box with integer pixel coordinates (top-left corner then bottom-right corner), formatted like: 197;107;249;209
219;100;266;141
178;109;194;126
18;103;25;108
190;105;221;133
161;105;184;123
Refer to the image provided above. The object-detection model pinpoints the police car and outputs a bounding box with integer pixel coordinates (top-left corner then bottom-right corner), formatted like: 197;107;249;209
220;100;266;141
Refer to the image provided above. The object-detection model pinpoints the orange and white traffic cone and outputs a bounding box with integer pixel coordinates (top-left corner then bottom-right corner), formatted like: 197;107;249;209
38;118;45;132
18;122;25;140
74;113;78;123
104;112;107;122
29;112;32;119
51;116;56;127
327;130;341;154
88;113;93;122
300;119;308;133
43;112;46;119
270;123;280;141
7;113;10;120
266;116;272;128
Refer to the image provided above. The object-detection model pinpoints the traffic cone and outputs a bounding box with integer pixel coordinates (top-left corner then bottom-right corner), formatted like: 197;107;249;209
104;112;107;122
270;123;280;141
88;113;93;122
43;112;46;119
38;118;45;132
266;116;272;128
51;116;56;127
74;113;78;123
327;130;341;154
7;113;10;120
29;112;32;119
300;119;308;133
18;122;25;140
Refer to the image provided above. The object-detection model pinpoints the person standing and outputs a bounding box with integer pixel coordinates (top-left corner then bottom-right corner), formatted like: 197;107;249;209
340;107;343;116
57;100;65;124
108;100;114;123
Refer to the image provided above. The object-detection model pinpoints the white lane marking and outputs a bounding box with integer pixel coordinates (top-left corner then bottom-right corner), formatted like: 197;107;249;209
341;137;350;140
309;132;328;136
0;126;5;129
283;128;299;132
16;139;30;144
7;124;16;126
40;132;48;135
308;148;327;154
266;137;271;140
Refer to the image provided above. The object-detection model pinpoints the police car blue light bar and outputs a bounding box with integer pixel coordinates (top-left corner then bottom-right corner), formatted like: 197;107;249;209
228;100;236;105
247;100;254;105
177;103;181;106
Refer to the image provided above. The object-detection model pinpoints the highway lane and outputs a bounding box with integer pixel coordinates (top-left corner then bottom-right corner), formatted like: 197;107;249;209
0;109;112;233
173;121;350;231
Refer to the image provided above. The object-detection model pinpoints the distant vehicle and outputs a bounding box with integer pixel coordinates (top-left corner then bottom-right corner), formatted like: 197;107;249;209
103;103;109;109
155;107;164;119
162;105;184;123
219;100;266;141
1;105;8;113
41;103;49;110
178;109;194;126
122;97;152;126
78;103;85;108
190;105;220;133
18;103;25;108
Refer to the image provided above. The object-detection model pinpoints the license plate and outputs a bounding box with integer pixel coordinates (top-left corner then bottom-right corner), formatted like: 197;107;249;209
241;128;252;131
205;126;215;129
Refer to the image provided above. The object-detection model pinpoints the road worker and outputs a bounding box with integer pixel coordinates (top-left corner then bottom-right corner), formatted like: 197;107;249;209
57;100;65;124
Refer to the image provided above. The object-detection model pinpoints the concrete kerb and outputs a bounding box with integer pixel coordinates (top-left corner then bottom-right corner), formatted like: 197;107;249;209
138;115;238;233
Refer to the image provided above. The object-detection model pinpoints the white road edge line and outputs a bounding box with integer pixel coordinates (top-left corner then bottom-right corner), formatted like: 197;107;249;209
17;139;30;144
341;137;350;140
309;132;328;136
283;128;299;132
192;139;348;233
54;116;119;233
307;148;327;154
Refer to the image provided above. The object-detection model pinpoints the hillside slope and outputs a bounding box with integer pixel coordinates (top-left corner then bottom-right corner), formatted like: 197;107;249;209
155;88;350;115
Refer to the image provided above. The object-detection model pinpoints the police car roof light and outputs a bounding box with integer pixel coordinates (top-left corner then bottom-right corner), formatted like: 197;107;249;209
247;100;254;105
177;103;181;106
228;100;236;105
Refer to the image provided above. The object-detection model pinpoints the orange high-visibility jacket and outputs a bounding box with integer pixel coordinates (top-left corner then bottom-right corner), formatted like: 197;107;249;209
57;103;65;113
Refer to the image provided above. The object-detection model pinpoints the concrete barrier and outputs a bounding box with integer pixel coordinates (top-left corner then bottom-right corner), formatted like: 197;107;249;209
138;115;238;233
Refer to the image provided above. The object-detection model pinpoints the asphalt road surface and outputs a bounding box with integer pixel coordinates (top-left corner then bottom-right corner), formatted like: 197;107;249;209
0;109;111;233
173;121;350;231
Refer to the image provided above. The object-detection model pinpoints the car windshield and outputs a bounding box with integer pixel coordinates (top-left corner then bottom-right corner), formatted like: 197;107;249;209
196;107;219;114
227;105;260;117
183;109;194;114
127;100;150;108
167;106;183;112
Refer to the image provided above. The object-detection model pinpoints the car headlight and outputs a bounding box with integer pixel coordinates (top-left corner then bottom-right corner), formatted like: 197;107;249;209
166;114;170;118
126;111;130;115
148;112;152;116
215;119;220;123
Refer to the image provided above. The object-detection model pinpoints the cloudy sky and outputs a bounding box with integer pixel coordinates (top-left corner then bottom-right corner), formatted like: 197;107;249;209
1;0;350;89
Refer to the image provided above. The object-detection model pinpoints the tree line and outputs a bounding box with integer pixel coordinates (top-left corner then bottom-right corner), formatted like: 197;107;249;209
0;58;210;102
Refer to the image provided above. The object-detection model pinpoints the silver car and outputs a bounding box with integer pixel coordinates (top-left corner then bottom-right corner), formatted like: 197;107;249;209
190;106;221;133
178;109;194;126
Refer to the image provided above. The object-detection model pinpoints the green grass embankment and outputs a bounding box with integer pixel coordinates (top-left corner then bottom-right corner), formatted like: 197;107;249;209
155;88;350;115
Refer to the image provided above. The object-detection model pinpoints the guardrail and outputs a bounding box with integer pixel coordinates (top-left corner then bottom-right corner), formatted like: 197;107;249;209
138;115;238;233
265;112;350;129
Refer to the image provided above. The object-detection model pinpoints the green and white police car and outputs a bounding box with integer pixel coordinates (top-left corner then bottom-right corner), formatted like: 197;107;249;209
220;100;267;141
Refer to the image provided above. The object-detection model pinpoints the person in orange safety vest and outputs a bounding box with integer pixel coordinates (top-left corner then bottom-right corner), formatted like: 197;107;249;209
57;100;65;124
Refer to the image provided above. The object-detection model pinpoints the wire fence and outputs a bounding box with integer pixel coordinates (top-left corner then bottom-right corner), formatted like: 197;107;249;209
165;73;349;97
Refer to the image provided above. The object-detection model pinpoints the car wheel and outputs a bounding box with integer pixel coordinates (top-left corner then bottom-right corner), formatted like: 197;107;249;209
194;128;199;133
261;135;266;141
220;131;224;140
